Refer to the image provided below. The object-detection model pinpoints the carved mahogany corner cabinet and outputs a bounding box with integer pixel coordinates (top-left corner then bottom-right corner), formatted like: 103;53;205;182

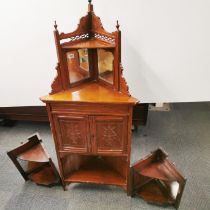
40;0;138;194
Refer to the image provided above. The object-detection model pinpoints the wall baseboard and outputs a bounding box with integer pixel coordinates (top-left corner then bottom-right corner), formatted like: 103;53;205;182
0;104;148;125
0;106;48;122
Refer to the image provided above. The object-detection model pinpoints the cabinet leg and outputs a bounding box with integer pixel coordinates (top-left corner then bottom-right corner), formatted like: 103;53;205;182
62;184;67;191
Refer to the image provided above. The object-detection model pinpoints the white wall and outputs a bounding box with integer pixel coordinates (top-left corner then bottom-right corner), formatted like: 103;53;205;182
0;0;210;106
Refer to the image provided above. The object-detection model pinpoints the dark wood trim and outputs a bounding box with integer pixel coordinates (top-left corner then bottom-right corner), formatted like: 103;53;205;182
0;106;48;122
133;103;149;126
0;104;148;125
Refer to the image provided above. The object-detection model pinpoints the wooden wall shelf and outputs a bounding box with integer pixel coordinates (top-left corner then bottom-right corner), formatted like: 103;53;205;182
131;148;186;209
7;133;61;187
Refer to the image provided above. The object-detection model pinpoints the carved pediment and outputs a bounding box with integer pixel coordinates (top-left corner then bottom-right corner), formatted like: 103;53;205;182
58;2;114;42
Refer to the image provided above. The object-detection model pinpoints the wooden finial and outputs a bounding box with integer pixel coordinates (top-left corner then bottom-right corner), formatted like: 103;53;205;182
54;20;58;30
116;20;120;31
88;0;93;12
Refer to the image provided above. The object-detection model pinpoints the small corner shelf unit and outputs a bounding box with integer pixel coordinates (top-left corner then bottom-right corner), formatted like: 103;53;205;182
7;133;61;187
131;148;186;209
40;0;138;194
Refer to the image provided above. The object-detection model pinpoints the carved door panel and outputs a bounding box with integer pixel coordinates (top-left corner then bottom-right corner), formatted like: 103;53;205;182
54;114;89;153
93;116;128;154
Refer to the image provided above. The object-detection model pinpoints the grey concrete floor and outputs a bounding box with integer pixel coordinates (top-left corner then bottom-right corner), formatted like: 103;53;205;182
0;102;210;210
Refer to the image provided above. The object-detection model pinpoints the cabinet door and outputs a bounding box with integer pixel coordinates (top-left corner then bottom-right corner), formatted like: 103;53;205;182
54;114;89;153
93;116;128;154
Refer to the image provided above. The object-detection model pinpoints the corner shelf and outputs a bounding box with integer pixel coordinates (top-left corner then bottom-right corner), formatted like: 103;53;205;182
131;148;186;209
18;143;49;162
7;134;61;187
136;179;175;205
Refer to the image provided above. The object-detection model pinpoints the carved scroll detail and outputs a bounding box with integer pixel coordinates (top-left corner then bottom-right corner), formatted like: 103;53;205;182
59;11;115;43
50;63;62;94
91;13;115;39
120;64;131;96
59;15;90;40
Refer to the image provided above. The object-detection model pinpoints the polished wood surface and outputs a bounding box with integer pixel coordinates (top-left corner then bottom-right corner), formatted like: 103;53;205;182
41;0;137;194
18;143;49;162
41;82;137;104
29;165;60;186
131;148;186;209
7;134;61;187
50;1;129;95
137;180;175;205
64;156;126;187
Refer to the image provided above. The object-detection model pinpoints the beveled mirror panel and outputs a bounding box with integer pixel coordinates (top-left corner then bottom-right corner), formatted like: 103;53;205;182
97;49;114;84
66;49;90;84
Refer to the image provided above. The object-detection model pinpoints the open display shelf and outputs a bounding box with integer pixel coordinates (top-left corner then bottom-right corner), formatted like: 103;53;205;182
7;134;61;187
18;143;49;163
136;179;175;205
131;148;186;209
29;164;60;186
64;156;126;187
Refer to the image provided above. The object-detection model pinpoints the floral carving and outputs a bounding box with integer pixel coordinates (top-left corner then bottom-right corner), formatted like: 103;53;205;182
67;125;82;145
101;125;119;147
62;123;83;146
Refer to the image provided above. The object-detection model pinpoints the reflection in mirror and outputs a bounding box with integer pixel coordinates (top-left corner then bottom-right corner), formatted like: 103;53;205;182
170;181;179;199
98;49;114;84
66;49;89;84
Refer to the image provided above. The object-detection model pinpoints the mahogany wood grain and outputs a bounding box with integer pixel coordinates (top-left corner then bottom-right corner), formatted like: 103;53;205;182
29;165;60;187
41;0;138;194
18;143;49;162
131;148;186;209
137;179;175;205
7;134;61;187
41;82;137;104
50;1;129;95
64;156;126;188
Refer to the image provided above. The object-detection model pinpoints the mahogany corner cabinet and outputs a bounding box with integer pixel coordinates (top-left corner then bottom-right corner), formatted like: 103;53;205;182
40;0;138;194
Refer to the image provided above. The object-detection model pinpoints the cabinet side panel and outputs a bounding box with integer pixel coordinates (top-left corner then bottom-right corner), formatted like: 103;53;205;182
103;156;128;179
45;103;66;186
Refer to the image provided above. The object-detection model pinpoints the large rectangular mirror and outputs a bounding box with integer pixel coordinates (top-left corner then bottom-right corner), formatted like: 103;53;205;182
97;49;114;85
66;49;90;84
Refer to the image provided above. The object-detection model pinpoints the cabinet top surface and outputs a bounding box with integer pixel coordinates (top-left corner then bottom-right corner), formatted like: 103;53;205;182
40;82;138;104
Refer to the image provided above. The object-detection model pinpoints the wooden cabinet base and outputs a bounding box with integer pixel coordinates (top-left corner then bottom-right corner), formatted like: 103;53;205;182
0;104;148;126
63;155;127;190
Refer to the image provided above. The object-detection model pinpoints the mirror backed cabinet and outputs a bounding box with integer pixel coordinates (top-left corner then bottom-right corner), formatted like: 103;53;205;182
41;0;138;193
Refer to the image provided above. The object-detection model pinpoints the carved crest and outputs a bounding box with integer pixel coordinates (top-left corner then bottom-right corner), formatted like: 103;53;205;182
51;63;62;94
58;2;114;42
50;1;131;96
120;64;130;96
